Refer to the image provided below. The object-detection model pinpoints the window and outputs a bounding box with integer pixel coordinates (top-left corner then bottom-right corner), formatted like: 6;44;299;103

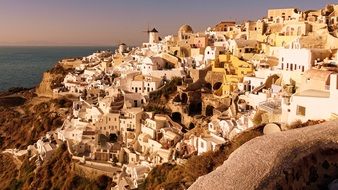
200;141;204;148
296;105;306;116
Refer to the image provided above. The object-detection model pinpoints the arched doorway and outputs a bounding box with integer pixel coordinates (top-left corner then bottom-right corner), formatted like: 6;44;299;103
206;105;214;116
174;50;178;56
181;93;188;104
172;112;182;123
188;102;202;116
213;82;223;91
188;123;195;130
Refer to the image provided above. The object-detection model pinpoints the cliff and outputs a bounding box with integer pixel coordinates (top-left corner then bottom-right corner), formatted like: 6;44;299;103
0;91;72;150
36;63;74;97
189;120;338;190
36;72;55;97
1;144;114;190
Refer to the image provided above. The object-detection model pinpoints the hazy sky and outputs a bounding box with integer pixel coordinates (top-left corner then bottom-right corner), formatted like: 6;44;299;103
0;0;336;46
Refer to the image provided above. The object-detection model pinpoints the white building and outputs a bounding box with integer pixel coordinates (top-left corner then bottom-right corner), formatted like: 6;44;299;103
204;46;226;64
277;48;331;73
95;112;120;136
120;108;143;145
36;139;56;160
130;75;162;96
282;70;338;124
190;133;226;155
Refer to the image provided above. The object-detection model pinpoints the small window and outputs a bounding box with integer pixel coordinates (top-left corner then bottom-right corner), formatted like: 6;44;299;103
296;105;306;116
200;141;204;148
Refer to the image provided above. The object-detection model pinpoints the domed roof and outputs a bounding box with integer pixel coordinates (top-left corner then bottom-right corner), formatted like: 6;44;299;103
263;123;281;135
178;24;193;34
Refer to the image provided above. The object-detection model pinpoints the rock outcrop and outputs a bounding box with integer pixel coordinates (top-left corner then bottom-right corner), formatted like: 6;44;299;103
189;120;338;190
36;72;55;97
36;63;74;97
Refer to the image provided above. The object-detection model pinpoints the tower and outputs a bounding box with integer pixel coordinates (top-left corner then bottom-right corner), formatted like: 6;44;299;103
149;28;159;44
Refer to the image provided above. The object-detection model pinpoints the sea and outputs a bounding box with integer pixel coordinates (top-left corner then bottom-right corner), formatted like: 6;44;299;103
0;46;114;91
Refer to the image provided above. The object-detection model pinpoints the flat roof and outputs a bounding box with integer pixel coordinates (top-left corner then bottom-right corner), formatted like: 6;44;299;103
295;89;330;98
202;135;226;145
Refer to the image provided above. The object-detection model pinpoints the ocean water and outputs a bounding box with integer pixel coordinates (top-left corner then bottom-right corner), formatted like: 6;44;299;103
0;46;113;91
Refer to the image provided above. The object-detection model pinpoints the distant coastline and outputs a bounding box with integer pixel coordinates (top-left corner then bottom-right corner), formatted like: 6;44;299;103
0;46;114;91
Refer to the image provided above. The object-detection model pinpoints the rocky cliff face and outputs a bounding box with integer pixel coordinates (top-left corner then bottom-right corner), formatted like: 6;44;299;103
0;144;114;190
36;63;74;97
189;120;338;190
36;72;55;97
0;95;72;150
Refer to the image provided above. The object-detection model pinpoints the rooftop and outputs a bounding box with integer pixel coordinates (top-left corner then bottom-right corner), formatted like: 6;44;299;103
295;89;330;98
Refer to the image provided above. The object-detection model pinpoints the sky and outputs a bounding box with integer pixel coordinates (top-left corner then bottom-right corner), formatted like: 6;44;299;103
0;0;337;46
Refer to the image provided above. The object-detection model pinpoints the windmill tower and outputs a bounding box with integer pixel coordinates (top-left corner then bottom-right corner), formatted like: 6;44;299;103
143;25;159;44
148;28;159;44
147;28;159;44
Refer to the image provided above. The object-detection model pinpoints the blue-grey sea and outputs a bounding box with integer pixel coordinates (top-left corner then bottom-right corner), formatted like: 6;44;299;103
0;46;113;91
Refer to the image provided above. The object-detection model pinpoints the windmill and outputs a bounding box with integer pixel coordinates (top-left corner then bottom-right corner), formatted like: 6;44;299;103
142;24;159;44
142;23;151;34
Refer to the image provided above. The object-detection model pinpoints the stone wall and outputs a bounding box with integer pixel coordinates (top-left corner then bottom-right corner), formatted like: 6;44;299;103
189;120;338;190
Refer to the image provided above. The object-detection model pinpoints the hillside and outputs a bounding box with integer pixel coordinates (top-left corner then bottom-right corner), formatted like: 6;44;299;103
142;125;265;190
2;143;114;190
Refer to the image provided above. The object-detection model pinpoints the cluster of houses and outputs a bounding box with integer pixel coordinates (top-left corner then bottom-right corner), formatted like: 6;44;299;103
55;4;338;189
4;4;338;189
